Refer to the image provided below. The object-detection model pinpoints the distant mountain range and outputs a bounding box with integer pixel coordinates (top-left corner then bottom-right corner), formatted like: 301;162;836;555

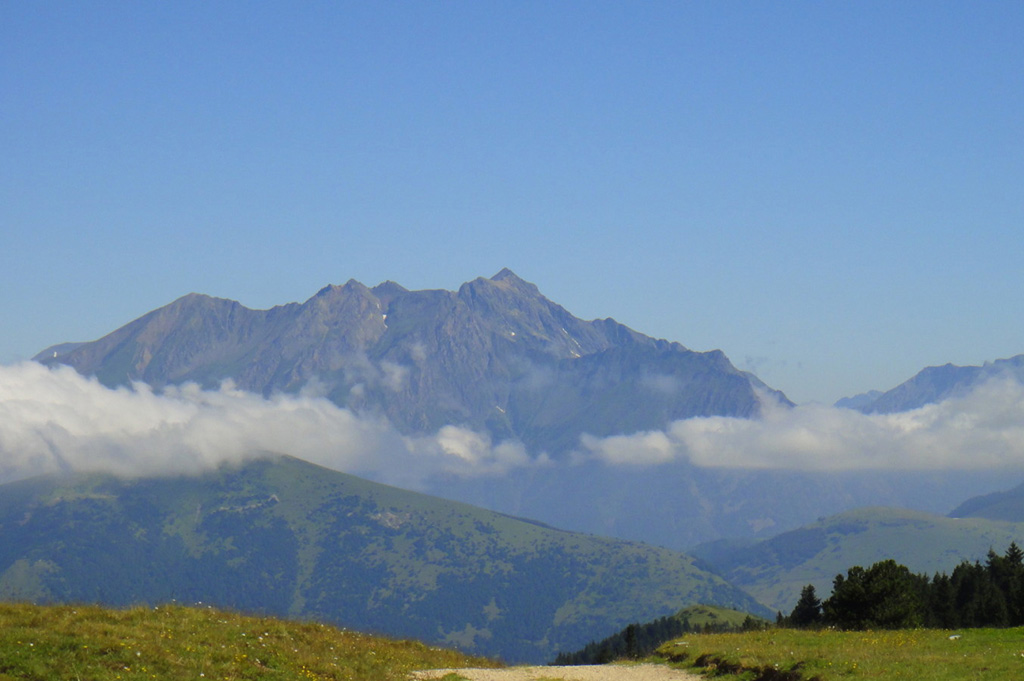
837;355;1024;413
950;480;1024;522
0;455;765;663
15;270;1024;657
37;269;785;457
31;271;1023;549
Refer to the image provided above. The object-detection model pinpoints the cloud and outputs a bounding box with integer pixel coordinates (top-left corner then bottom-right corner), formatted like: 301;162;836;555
579;430;674;465
639;372;681;395
419;426;534;476
7;362;1024;488
0;362;539;486
581;379;1024;471
380;360;408;391
409;342;428;363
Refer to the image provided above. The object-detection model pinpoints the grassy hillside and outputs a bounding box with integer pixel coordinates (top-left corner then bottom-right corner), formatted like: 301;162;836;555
671;604;762;630
656;627;1024;680
0;602;496;681
555;604;767;665
0;455;766;662
695;507;1024;611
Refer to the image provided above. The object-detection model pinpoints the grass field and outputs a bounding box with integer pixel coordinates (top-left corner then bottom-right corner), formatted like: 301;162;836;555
0;602;499;681
656;627;1024;680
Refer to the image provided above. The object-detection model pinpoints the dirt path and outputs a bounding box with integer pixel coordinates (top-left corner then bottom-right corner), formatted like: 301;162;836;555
410;663;702;681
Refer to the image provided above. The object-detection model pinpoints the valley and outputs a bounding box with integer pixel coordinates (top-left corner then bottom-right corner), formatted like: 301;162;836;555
5;271;1024;663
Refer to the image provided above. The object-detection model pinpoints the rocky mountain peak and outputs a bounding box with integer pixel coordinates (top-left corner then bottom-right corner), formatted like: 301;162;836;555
491;267;525;283
36;272;786;454
489;268;541;294
370;281;409;310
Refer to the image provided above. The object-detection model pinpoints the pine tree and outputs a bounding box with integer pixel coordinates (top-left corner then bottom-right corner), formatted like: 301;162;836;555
927;572;957;628
624;624;639;660
823;560;924;629
788;584;823;628
1001;543;1024;624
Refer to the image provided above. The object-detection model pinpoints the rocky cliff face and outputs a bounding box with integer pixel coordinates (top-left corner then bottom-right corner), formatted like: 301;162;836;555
39;269;788;455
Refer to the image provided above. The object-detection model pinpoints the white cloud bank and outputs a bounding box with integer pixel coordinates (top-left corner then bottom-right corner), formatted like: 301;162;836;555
0;362;531;486
582;380;1024;470
5;362;1024;485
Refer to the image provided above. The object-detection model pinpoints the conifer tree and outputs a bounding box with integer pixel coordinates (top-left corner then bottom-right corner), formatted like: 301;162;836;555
823;560;923;629
788;584;823;627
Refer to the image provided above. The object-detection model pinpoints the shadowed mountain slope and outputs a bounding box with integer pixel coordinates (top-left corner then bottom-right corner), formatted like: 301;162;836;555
36;270;788;456
0;455;768;663
950;479;1024;522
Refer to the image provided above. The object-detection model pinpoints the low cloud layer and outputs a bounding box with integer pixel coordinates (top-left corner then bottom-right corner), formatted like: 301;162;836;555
582;380;1024;470
0;362;532;486
5;363;1024;486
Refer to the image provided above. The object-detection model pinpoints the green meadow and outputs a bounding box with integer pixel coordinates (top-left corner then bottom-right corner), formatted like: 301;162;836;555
0;602;498;681
657;627;1024;680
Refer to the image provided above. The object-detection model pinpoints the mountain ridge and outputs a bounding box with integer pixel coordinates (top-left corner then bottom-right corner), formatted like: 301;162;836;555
37;270;788;456
0;454;768;662
949;480;1024;522
837;354;1024;413
29;271;1023;550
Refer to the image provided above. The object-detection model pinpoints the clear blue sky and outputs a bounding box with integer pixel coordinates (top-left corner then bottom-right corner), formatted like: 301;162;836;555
3;1;1022;404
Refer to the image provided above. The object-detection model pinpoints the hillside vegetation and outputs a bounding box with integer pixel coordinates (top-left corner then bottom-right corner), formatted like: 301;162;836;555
779;545;1024;632
0;456;765;662
0;602;497;681
695;506;1024;611
554;604;767;665
656;627;1024;680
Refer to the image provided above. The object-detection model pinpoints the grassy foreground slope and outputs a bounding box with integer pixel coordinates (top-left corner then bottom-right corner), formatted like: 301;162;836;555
0;602;497;681
0;455;766;662
656;627;1024;680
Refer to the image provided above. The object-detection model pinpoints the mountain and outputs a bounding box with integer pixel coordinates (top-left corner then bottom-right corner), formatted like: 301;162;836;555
31;271;1017;551
37;269;787;455
690;506;1024;612
949;481;1024;522
0;455;768;663
833;390;883;411
837;355;1024;414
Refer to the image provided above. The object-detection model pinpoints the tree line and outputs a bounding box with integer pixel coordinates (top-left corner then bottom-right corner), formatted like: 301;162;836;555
781;542;1024;630
553;613;764;665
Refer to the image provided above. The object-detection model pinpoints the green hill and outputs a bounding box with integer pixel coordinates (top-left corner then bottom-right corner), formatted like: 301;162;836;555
692;507;1024;612
0;455;767;663
554;604;767;665
950;480;1024;521
0;601;496;680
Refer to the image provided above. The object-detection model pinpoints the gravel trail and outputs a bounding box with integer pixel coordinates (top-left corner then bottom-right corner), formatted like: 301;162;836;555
410;663;702;681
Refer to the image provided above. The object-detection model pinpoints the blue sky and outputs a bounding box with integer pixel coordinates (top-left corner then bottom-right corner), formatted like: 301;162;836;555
3;1;1022;404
